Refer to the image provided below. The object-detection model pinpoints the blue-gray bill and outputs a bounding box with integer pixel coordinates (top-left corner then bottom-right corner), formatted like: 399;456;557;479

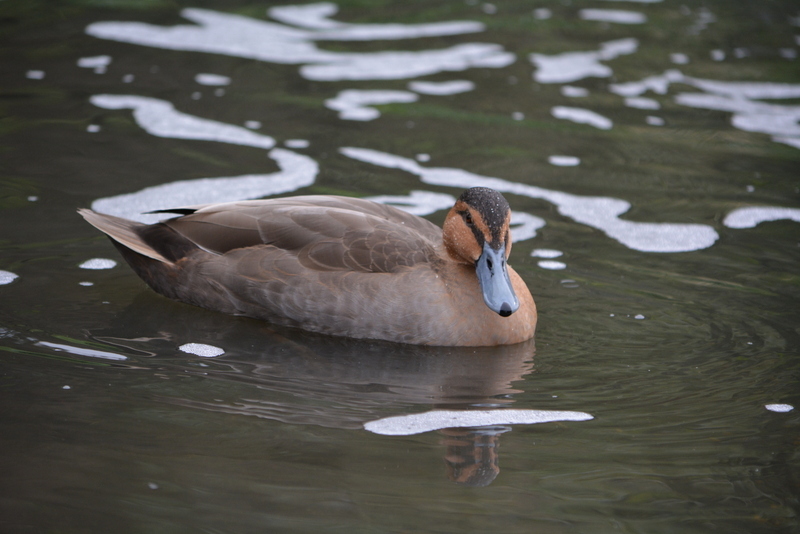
475;241;519;317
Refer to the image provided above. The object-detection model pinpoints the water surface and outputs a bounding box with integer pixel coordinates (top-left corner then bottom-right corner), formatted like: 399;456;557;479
1;0;798;532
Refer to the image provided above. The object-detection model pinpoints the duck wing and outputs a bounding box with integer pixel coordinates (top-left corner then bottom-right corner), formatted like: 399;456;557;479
160;196;443;273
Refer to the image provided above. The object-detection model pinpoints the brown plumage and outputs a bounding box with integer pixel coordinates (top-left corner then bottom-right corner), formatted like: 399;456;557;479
78;188;537;346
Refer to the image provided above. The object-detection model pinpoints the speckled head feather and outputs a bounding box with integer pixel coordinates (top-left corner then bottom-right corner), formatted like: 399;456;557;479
456;187;511;251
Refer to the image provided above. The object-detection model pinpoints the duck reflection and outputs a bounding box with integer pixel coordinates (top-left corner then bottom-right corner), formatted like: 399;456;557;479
441;427;508;487
95;293;537;486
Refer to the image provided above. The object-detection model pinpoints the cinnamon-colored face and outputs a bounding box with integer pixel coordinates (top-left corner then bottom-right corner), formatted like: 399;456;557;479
442;198;512;264
442;188;519;317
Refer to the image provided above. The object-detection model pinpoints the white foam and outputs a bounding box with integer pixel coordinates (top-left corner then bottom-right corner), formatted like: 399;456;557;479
86;8;507;83
711;49;725;61
625;97;660;109
267;2;342;29
26;70;45;80
93;148;317;223
179;343;224;357
408;79;475;95
301;43;514;81
723;207;800;228
194;73;231;86
325;89;418;121
552;106;613;130
37;341;127;361
91;94;276;149
364;408;593;435
284;139;310;149
549;155;581;166
244;120;261;129
670;53;690;65
579;9;646;24
79;258;117;270
561;85;589;97
339;147;719;253
646;115;665;126
77;55;112;73
509;211;546;242
531;249;563;258
530;38;638;84
765;404;794;413
366;190;456;216
538;260;567;270
611;71;800;148
0;270;19;285
608;69;684;97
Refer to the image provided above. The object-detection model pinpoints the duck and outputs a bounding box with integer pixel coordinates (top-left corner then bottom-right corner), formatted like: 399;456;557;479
78;187;536;346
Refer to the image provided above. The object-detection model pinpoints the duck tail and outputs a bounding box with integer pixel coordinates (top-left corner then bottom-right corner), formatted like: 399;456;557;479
78;209;171;263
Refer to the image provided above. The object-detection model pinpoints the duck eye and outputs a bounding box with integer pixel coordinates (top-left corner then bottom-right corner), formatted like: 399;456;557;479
464;212;473;226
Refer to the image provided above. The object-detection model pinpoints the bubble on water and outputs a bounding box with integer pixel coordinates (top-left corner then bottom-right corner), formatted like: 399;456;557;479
324;89;418;121
79;258;117;270
179;343;224;357
408;80;475;95
0;271;19;285
552;106;613;130
26;70;45;80
364;408;593;435
765;404;794;413
538;260;567;270
195;73;230;86
548;155;580;166
530;38;638;84
579;9;647;25
531;249;563;258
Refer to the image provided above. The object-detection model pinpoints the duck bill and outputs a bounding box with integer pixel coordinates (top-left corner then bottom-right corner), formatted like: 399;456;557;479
475;241;519;317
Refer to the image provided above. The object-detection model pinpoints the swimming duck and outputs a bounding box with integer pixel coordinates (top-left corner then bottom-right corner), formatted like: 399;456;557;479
79;187;536;346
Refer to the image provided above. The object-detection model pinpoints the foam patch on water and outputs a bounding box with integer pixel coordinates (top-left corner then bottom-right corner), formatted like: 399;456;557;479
408;79;475;95
340;147;719;253
723;207;800;228
195;73;231;86
0;270;19;285
367;190;456;216
552;106;613;130
89;94;317;221
610;70;800;148
549;155;581;166
93;148;317;223
561;86;589;97
625;97;660;109
86;8;510;83
765;404;794;413
509;212;547;242
179;343;225;357
37;341;127;361
301;43;515;81
79;258;117;270
532;249;563;258
530;38;638;84
77;55;112;73
579;9;647;24
91;94;275;149
325;89;418;120
364;408;594;435
538;260;567;270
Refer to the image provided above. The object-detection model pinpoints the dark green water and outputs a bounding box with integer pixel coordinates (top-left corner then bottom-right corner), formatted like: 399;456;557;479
1;1;798;532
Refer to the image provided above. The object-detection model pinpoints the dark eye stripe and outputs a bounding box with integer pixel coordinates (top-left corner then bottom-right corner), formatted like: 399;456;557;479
459;210;485;246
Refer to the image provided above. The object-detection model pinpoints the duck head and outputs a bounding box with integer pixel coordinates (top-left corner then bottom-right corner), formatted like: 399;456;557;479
443;187;520;317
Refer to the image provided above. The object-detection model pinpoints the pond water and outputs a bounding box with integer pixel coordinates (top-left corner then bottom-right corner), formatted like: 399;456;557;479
1;0;799;532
